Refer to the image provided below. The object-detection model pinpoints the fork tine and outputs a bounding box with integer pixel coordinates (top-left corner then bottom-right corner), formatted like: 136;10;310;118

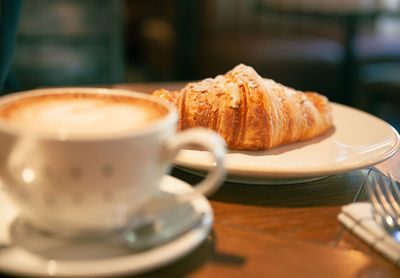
366;173;385;217
374;174;399;220
389;174;400;202
387;174;400;216
366;171;400;240
366;172;378;204
373;174;392;213
366;174;389;230
376;173;400;231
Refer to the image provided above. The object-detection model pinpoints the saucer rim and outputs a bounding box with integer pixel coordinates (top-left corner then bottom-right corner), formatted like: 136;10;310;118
0;175;213;277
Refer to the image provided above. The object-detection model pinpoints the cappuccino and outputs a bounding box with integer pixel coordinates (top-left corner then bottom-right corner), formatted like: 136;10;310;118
0;88;225;237
0;92;169;136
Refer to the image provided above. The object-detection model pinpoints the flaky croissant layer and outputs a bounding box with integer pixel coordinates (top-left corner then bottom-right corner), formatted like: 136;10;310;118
152;64;333;150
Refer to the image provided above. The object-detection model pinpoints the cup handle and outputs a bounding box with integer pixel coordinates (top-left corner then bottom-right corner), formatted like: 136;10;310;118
165;128;226;196
117;128;225;248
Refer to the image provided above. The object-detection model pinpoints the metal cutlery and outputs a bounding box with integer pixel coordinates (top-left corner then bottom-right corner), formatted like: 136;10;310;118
366;170;400;242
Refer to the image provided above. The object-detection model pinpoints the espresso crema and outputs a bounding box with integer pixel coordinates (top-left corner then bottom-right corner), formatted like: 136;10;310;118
0;92;169;136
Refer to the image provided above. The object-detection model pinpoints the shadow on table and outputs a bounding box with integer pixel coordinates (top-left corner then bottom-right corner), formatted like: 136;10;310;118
137;230;245;278
171;167;366;208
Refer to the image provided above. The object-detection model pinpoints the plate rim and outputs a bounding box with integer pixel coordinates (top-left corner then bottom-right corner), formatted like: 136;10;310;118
174;103;400;178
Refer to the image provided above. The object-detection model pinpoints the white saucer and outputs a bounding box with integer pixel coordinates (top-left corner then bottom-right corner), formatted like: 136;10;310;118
175;103;400;184
0;176;213;277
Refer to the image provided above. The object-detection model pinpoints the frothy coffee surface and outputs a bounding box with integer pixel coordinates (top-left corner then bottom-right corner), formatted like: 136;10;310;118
0;92;169;136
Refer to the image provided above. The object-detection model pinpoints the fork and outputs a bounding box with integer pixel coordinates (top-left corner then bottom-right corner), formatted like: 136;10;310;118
366;170;400;242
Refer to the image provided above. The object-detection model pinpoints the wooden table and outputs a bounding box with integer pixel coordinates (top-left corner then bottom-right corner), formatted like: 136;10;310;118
112;82;400;277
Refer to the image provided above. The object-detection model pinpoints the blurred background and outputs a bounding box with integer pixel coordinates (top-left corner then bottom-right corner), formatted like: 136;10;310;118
3;0;400;130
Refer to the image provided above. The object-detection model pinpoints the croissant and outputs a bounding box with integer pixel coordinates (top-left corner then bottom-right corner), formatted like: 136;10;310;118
152;64;333;150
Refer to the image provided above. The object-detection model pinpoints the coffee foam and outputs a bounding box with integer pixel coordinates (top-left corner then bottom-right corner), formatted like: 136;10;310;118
0;93;169;136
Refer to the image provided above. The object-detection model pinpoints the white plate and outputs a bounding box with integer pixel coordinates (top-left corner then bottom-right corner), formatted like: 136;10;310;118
0;176;213;277
174;103;400;184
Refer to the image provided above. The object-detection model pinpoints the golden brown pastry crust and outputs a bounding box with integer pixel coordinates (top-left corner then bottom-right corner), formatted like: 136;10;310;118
152;64;333;150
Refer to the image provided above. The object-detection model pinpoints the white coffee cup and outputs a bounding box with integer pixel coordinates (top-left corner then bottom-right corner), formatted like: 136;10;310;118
0;87;226;237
